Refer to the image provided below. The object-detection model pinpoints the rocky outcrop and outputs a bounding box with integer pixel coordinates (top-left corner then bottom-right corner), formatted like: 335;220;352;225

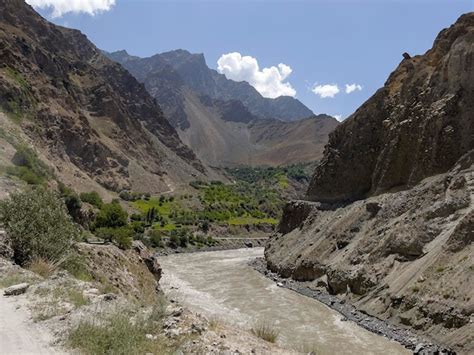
266;14;474;353
76;242;162;302
277;200;317;234
307;13;474;203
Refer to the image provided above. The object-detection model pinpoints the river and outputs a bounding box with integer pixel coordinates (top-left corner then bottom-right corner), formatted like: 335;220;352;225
158;248;408;354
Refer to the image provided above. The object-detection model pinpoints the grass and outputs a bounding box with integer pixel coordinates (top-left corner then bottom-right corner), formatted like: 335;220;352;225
153;223;177;232
251;320;279;343
0;272;38;288
228;217;278;225
68;306;174;355
133;198;174;216
208;317;221;331
27;258;58;278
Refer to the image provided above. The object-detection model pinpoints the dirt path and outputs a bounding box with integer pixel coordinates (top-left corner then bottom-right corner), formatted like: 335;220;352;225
0;293;66;355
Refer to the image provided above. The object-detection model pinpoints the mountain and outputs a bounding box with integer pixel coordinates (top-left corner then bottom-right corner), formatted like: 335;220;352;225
105;49;337;167
0;0;218;195
109;49;314;123
265;13;474;353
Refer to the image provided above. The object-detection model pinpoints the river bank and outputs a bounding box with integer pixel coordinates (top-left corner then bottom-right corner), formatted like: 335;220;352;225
250;257;456;355
154;236;268;256
158;248;410;354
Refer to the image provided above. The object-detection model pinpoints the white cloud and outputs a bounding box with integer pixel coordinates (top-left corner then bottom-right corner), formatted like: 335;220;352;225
334;114;343;122
345;83;363;94
311;84;340;98
217;52;296;99
26;0;116;18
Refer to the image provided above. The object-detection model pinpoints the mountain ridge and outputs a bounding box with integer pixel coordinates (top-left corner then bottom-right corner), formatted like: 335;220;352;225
0;0;216;194
105;49;338;167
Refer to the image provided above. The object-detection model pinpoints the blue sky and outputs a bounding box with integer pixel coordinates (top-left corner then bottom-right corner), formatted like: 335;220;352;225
30;0;473;120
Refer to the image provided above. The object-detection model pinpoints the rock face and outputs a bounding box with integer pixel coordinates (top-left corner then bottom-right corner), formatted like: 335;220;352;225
105;49;338;167
0;0;212;193
266;14;474;353
307;13;474;203
76;242;162;302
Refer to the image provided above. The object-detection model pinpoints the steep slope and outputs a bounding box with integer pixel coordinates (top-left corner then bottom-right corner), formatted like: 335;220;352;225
265;13;474;353
0;0;214;194
307;13;474;203
106;50;337;166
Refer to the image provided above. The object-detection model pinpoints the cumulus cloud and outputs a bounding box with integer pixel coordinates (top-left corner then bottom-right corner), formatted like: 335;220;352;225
217;52;296;99
26;0;116;18
334;114;343;122
345;83;363;94
311;84;340;99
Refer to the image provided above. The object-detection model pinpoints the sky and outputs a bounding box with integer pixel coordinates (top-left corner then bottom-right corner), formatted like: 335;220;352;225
27;0;473;121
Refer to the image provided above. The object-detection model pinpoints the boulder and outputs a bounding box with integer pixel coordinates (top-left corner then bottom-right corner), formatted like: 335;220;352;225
4;283;29;296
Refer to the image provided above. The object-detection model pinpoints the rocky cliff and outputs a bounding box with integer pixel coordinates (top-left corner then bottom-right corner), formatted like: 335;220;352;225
266;13;474;353
307;13;474;203
0;0;213;194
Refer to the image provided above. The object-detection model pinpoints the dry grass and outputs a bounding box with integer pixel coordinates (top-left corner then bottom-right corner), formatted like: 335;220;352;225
0;271;38;288
68;306;175;355
251;320;279;343
208;316;221;331
27;257;58;278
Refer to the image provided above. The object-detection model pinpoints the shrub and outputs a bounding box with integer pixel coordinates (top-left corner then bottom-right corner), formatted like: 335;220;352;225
200;221;210;234
0;187;79;265
251;320;279;343
9;145;52;184
95;227;133;249
179;234;188;248
59;183;82;222
94;202;128;229
79;191;103;208
149;230;164;248
168;233;179;249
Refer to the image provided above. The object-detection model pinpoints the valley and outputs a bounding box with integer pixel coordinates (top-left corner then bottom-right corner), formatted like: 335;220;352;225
0;1;473;354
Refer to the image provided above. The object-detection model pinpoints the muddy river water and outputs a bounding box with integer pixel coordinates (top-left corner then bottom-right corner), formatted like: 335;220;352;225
158;248;408;354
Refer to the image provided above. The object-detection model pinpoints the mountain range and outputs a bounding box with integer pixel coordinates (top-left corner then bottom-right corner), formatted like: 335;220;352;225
105;49;338;167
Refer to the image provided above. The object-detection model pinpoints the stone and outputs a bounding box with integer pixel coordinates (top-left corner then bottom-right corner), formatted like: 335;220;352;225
145;334;157;340
171;307;183;317
366;202;382;217
4;283;29;296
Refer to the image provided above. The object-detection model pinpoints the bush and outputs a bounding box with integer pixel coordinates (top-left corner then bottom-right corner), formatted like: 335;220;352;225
59;183;82;222
0;187;79;265
149;230;164;248
179;234;188;248
8;145;52;185
168;233;179;249
94;202;128;229
95;227;133;249
79;191;103;208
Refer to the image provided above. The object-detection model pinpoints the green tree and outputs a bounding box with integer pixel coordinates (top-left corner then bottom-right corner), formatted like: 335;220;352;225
79;191;103;208
0;187;80;265
94;202;128;229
